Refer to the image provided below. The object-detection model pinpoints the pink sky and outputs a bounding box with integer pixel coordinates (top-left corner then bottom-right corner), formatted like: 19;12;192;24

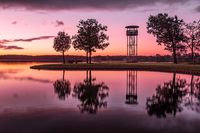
0;0;199;56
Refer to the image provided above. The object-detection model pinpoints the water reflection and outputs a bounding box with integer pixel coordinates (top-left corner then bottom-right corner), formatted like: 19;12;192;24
146;73;187;118
52;70;109;114
126;71;138;105
53;70;71;100
45;68;200;116
183;75;200;112
0;69;52;83
146;73;200;118
2;63;200;133
73;70;109;114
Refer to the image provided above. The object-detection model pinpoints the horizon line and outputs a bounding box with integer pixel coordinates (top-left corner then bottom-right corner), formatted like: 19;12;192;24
0;54;173;57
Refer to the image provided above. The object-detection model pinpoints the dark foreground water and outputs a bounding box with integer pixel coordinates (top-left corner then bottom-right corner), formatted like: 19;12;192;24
0;63;200;133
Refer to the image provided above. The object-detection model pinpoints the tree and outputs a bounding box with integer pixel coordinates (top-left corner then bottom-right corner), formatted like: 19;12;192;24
53;31;71;64
184;20;200;63
72;19;109;64
147;13;186;64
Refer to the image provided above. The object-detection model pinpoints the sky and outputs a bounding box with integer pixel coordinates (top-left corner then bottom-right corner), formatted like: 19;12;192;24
0;0;199;56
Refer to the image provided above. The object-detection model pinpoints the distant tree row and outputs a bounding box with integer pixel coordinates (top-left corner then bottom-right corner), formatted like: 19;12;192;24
147;13;200;64
53;19;109;64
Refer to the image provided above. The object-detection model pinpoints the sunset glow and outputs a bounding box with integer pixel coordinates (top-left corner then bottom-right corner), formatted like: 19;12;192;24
0;0;199;56
1;1;200;132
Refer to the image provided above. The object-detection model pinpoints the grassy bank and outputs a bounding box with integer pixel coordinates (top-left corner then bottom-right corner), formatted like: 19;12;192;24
30;62;200;75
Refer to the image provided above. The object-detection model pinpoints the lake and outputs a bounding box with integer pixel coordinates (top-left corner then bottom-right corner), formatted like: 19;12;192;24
0;63;200;133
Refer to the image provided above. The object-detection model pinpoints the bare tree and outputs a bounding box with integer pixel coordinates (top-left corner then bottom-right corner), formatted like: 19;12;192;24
184;20;200;63
53;31;71;64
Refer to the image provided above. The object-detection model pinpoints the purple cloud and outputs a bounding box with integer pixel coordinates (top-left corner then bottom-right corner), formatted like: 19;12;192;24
0;36;54;44
4;45;24;50
55;20;64;27
0;39;10;44
0;44;24;50
195;5;200;12
0;0;190;10
0;36;54;50
13;36;55;42
12;21;17;25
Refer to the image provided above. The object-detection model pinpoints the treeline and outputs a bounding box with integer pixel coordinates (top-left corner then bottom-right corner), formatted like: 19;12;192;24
0;55;199;63
0;55;84;62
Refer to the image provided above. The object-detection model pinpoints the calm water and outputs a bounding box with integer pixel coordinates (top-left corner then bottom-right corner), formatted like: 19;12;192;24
0;63;200;133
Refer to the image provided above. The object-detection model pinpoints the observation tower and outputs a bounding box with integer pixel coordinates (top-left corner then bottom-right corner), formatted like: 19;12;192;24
125;25;139;62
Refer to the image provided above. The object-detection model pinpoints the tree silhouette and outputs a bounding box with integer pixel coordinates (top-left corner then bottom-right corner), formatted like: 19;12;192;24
184;20;200;63
146;73;188;118
72;19;109;64
147;13;186;64
73;71;109;114
53;31;71;64
53;70;71;100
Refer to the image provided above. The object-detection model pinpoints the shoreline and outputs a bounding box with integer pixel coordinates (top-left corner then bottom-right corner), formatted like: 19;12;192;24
30;63;200;75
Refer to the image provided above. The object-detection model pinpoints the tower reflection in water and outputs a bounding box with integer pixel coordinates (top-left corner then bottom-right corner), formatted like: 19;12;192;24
125;71;138;105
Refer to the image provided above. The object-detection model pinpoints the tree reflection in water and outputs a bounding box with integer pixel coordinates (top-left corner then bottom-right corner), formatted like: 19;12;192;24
73;70;109;114
146;73;188;118
183;75;200;112
53;70;71;100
